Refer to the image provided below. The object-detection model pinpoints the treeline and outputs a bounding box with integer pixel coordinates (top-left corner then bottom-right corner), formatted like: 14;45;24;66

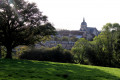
19;23;120;68
1;22;120;68
72;23;120;67
19;45;74;63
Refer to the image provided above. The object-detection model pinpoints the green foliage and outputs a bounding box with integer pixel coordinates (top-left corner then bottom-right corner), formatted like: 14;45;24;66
1;46;7;58
53;36;61;41
62;36;69;41
72;38;90;64
72;23;120;67
13;46;30;59
0;46;1;58
89;23;120;67
0;59;120;80
19;45;73;63
70;37;78;42
0;0;56;59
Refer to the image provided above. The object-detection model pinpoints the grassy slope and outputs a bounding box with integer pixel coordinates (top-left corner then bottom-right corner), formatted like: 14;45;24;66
0;59;120;80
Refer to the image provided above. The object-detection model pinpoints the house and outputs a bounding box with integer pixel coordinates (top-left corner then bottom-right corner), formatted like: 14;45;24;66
35;18;100;49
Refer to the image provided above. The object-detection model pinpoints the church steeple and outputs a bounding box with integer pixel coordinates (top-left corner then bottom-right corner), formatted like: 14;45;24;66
81;18;87;26
80;18;87;31
83;18;85;22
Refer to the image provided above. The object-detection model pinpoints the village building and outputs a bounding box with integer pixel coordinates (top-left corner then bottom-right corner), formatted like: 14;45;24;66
35;18;100;49
57;18;100;41
80;18;100;40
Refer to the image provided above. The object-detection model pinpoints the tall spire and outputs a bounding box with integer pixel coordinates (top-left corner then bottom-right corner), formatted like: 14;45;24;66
83;18;85;22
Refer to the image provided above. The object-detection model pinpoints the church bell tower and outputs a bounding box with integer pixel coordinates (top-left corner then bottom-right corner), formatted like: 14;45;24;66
80;18;87;31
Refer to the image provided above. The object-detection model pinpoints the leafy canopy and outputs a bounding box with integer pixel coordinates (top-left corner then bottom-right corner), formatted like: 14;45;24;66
0;0;56;59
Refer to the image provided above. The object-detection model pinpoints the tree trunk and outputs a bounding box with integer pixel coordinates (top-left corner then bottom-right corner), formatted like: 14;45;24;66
0;46;1;58
5;47;12;59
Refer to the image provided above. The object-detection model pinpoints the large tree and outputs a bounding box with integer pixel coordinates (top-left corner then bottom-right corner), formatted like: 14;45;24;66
0;0;56;59
88;23;120;67
72;38;89;64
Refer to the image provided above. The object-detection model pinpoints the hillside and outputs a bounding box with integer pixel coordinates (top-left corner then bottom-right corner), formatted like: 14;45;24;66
0;59;120;80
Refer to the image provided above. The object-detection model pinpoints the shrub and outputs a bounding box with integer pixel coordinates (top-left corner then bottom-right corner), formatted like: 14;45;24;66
19;45;74;63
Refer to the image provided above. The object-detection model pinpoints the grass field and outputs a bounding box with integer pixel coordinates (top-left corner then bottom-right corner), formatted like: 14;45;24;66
0;59;120;80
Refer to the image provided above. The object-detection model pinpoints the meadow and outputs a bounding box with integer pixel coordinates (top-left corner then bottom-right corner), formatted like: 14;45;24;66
0;59;120;80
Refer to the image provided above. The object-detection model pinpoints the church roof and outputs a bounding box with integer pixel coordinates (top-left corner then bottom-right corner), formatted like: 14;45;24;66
57;30;85;36
70;31;84;35
87;27;97;33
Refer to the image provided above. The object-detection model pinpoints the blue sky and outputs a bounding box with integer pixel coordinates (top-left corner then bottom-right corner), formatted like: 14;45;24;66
28;0;120;30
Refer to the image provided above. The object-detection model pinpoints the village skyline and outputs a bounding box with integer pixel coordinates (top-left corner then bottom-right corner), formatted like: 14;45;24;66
27;0;120;31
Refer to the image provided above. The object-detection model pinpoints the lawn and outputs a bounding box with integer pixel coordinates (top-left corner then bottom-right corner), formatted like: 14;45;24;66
0;59;120;80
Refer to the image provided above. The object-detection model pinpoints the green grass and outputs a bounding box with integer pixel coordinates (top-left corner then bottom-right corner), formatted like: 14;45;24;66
0;59;120;80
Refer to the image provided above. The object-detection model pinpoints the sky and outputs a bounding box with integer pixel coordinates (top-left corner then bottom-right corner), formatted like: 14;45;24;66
27;0;120;31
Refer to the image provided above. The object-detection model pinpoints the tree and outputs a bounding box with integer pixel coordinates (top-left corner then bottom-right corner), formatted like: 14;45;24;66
0;45;1;58
89;23;120;67
88;34;108;66
101;23;120;66
71;23;120;67
0;0;56;59
70;37;78;42
72;38;89;64
53;36;61;41
62;36;69;41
